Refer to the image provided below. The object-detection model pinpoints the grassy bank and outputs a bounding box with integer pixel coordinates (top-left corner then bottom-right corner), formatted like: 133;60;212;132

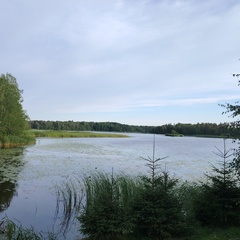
0;130;128;148
30;130;128;138
0;131;36;148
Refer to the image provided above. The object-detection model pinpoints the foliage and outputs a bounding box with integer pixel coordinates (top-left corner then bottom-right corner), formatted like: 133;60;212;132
131;156;189;239
165;129;184;137
0;73;30;147
30;120;154;133
154;122;230;137
220;72;240;173
175;181;200;228
78;149;190;240
0;218;57;240
78;172;140;240
0;131;35;148
192;226;240;240
30;120;232;137
192;139;240;227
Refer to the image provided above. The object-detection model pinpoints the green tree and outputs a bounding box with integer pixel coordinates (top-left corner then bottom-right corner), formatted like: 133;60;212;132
193;139;240;227
132;154;188;239
0;73;29;145
221;72;240;173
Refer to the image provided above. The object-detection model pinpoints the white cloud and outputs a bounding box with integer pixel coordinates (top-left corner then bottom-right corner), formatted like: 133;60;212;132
1;0;240;125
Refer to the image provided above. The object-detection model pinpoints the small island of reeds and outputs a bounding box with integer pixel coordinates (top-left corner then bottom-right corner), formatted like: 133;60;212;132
165;130;184;137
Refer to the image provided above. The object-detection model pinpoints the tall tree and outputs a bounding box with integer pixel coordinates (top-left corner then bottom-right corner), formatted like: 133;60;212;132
0;73;29;144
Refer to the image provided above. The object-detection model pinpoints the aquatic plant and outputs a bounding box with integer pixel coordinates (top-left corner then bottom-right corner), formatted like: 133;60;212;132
54;179;83;234
0;131;35;148
78;172;140;240
0;218;57;240
31;130;128;138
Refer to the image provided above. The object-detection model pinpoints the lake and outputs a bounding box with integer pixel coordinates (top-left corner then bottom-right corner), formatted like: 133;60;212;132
0;133;236;239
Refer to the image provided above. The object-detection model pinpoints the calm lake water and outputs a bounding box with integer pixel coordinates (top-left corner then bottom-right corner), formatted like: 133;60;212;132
0;133;236;239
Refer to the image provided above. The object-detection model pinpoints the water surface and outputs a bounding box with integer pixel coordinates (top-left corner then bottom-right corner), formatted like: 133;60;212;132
0;133;236;239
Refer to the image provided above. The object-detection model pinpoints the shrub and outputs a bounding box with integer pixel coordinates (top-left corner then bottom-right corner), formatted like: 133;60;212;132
193;139;240;227
131;156;189;239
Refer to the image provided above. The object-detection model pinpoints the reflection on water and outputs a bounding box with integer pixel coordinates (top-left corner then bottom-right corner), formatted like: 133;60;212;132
0;181;16;212
0;148;25;212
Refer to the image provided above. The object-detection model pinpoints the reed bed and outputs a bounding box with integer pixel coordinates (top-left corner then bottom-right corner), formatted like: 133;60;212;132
30;130;128;138
54;179;84;234
0;218;57;240
0;132;36;148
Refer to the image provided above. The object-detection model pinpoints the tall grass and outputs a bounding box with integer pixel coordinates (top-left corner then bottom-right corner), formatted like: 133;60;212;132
54;179;84;234
78;172;140;240
0;219;57;240
0;131;35;148
31;130;128;138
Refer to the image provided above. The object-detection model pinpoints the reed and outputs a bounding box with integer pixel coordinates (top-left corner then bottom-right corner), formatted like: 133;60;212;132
30;130;128;138
78;172;141;240
0;131;36;148
0;218;57;240
54;179;84;234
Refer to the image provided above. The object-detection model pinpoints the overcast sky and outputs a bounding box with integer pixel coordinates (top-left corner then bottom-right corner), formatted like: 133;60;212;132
1;0;240;126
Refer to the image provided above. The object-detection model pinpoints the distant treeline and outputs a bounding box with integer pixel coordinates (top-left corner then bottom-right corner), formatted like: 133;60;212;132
30;120;153;133
29;120;235;137
154;122;231;136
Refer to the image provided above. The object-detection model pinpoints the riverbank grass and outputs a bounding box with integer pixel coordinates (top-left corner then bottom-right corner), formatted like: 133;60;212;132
0;219;57;240
0;131;36;148
30;130;128;138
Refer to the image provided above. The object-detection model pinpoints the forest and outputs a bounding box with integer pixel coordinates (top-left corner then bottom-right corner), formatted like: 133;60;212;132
30;120;233;137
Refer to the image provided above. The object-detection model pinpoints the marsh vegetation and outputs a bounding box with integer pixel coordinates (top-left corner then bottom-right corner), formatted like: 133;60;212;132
30;130;128;138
